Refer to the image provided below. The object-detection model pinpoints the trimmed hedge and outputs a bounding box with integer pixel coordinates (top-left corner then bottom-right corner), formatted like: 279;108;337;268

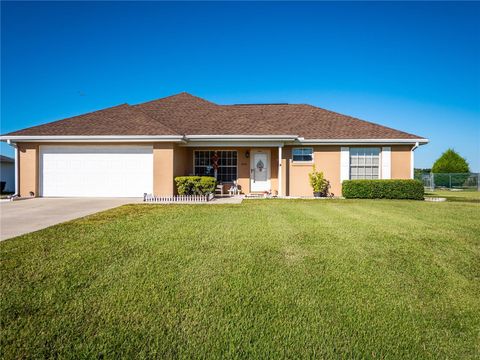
174;176;217;195
342;179;424;200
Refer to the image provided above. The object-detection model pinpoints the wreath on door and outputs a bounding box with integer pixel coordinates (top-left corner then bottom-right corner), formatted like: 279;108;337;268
256;160;265;172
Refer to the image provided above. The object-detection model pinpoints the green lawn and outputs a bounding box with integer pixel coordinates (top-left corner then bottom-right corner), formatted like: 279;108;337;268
1;199;479;359
425;189;480;203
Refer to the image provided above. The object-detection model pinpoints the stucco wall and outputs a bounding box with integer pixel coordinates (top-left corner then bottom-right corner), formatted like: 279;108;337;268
153;143;175;195
270;149;279;194
283;145;412;196
173;145;189;177
316;146;342;196
391;145;413;179
284;146;341;197
18;143;39;197
237;148;252;193
13;142;415;198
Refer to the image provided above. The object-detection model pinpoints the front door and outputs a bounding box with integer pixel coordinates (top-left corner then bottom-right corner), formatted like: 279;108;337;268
250;150;271;192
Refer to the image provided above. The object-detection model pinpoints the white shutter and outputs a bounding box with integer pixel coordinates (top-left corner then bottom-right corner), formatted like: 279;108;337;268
340;147;350;182
381;147;391;179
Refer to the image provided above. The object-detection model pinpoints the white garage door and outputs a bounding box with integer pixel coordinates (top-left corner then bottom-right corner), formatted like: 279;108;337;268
40;145;153;197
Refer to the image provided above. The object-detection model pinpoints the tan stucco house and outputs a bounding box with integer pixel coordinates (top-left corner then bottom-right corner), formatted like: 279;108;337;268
0;92;428;198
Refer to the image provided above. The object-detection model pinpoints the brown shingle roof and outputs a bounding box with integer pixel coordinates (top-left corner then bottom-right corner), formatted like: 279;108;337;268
6;104;179;136
3;92;423;139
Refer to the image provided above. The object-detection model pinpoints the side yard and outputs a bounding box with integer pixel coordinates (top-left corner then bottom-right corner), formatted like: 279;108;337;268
425;189;480;203
1;199;479;358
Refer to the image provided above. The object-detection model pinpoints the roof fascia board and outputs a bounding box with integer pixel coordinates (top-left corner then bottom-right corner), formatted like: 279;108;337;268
296;138;429;145
181;141;285;148
1;135;429;146
1;135;185;143
185;135;298;141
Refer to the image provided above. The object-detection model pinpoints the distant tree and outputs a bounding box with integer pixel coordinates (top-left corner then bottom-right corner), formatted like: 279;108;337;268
432;149;469;173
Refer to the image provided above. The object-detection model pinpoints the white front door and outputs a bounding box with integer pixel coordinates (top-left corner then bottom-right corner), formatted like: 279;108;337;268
250;149;271;192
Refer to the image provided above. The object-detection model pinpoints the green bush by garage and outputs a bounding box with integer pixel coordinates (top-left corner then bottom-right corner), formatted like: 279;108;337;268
342;179;424;200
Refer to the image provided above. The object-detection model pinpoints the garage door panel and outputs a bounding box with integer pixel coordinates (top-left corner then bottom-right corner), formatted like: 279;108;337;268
40;145;153;197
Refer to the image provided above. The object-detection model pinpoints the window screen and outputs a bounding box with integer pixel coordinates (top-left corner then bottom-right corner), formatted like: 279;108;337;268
350;148;380;180
292;148;313;162
194;151;238;182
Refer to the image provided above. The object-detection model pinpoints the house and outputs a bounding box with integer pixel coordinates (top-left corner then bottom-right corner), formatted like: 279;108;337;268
0;155;15;193
0;92;428;198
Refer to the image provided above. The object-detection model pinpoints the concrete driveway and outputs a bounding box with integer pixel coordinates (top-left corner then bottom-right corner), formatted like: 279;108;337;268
0;198;141;241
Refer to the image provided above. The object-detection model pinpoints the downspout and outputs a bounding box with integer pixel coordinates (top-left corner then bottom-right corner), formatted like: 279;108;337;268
6;140;19;199
411;142;419;179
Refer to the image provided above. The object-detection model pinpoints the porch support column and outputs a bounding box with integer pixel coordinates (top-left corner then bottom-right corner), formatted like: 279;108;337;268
278;145;283;197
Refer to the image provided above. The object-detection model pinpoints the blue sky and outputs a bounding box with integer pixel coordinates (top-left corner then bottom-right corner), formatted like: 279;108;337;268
1;1;479;170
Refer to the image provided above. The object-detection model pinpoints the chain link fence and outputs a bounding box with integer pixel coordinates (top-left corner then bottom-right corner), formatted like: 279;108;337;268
415;173;479;191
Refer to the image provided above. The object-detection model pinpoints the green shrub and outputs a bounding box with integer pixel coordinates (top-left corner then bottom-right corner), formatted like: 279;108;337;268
198;176;217;194
342;179;424;200
308;166;330;196
174;176;217;195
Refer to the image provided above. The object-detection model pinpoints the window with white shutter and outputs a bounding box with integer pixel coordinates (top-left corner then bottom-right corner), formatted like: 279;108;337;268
349;148;380;180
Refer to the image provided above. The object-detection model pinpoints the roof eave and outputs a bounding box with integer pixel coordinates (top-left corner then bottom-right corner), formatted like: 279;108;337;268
0;134;429;146
0;135;186;143
185;135;299;142
296;138;429;145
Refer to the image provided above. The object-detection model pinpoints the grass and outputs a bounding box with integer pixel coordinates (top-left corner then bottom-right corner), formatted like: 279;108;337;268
1;199;479;359
425;189;480;203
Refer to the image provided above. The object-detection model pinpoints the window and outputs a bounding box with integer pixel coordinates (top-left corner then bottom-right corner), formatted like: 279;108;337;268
292;148;313;162
194;150;237;182
350;147;380;180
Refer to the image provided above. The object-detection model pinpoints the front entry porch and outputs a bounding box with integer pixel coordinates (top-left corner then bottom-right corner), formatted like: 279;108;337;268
179;146;283;196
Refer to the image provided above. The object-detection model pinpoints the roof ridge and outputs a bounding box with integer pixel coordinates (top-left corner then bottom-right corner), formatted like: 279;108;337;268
225;103;289;106
136;92;218;107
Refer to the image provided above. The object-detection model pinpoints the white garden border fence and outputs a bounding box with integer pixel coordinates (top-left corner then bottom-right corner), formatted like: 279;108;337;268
143;193;214;203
